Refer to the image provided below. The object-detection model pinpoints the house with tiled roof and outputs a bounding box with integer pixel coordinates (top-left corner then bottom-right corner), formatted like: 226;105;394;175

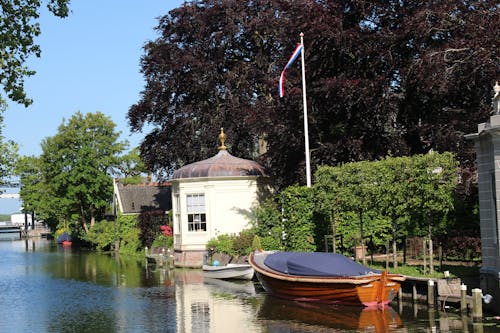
113;178;172;214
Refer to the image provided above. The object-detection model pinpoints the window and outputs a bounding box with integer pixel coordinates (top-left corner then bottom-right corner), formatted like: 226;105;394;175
186;194;206;231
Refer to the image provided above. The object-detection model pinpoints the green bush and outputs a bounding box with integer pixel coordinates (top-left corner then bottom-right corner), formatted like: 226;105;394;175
206;234;236;256
86;221;115;251
232;229;255;256
152;234;173;249
119;227;142;255
259;235;283;251
279;185;317;251
251;199;283;249
85;214;142;254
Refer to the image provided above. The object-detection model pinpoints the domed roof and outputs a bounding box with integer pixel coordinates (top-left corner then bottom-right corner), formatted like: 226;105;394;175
172;128;267;180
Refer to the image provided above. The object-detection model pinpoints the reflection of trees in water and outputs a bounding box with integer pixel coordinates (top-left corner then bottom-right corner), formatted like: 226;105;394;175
46;249;172;288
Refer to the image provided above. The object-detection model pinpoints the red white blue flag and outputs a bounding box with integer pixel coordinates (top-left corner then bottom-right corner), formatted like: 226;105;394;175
279;44;303;97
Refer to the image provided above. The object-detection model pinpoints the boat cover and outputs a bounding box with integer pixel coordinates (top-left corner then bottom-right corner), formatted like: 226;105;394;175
264;252;380;277
57;232;71;243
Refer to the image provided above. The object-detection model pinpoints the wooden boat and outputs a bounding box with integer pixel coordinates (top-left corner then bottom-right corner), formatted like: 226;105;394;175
202;263;255;280
249;250;405;307
57;231;72;244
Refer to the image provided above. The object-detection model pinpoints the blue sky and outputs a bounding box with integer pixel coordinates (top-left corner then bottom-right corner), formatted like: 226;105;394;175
1;0;185;214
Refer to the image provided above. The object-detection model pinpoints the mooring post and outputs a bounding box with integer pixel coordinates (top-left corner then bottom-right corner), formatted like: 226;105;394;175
471;288;483;321
412;282;418;303
427;279;435;306
460;284;468;313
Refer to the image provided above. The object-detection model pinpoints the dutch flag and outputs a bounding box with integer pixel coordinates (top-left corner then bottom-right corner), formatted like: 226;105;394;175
279;44;303;98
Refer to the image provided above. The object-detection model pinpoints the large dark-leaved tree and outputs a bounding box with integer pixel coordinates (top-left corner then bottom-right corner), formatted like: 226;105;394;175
129;0;499;190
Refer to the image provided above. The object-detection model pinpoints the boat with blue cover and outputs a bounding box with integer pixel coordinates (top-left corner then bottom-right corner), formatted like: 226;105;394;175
249;250;405;307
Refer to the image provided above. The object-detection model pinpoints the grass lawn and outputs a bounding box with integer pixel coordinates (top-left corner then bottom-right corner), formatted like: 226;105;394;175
367;259;480;279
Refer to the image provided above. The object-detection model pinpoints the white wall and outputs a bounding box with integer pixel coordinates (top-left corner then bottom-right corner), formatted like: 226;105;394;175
172;177;261;252
11;213;32;226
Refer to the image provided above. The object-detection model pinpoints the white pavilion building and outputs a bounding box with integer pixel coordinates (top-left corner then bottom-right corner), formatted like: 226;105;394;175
170;128;269;267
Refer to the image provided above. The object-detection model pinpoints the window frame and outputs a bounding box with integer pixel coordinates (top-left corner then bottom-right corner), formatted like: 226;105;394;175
186;193;207;232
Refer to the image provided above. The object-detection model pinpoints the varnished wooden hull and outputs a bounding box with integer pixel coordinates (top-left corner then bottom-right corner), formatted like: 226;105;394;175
250;251;405;307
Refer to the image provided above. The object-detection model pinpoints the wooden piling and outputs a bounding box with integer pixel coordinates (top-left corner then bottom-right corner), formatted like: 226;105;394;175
460;284;468;313
427;279;435;306
471;288;483;320
412;282;418;303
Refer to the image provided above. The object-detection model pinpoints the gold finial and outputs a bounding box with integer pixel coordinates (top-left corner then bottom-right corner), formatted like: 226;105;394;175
218;128;227;150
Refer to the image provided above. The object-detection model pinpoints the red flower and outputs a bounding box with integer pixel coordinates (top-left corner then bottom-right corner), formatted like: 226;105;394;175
160;225;173;236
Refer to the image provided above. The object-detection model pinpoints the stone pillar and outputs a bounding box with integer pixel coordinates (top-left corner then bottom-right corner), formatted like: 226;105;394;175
464;82;500;315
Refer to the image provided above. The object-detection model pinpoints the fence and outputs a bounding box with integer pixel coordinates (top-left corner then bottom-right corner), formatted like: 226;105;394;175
405;236;481;263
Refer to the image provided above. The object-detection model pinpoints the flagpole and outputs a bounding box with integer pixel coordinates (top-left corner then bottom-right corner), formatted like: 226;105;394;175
300;32;311;187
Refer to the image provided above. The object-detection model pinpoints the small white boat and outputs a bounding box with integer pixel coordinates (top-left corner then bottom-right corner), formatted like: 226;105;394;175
202;263;255;280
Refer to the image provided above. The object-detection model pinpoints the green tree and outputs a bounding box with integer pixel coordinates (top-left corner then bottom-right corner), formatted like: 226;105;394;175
0;0;71;106
251;198;283;250
115;147;149;178
407;152;458;273
86;214;141;254
0;114;18;184
15;155;62;227
279;185;318;252
316;161;380;262
18;111;126;234
374;156;412;268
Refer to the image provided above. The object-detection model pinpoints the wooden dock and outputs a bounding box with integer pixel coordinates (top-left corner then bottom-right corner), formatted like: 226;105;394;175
145;247;174;268
0;225;21;240
400;275;485;320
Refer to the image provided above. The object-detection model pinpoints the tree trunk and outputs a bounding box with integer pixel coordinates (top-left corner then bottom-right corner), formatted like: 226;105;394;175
331;209;336;253
429;223;434;274
392;216;398;268
359;210;366;265
82;218;89;234
423;238;427;275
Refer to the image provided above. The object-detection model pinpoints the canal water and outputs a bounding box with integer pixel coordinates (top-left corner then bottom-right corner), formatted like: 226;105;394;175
1;239;499;333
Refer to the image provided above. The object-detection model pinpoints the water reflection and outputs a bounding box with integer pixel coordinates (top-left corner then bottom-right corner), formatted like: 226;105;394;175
174;270;261;333
0;239;177;333
257;296;403;332
2;240;500;332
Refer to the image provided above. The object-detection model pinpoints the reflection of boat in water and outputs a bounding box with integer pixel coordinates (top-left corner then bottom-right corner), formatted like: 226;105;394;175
203;277;256;296
258;296;403;332
250;251;405;307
